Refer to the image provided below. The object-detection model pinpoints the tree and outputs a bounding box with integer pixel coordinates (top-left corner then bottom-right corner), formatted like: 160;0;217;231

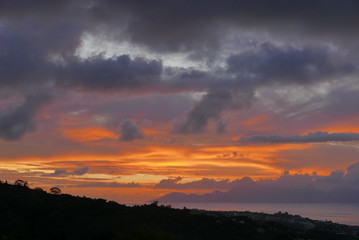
15;179;28;187
49;187;61;195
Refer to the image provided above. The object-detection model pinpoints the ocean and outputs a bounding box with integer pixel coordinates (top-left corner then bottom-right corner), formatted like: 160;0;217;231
160;202;359;226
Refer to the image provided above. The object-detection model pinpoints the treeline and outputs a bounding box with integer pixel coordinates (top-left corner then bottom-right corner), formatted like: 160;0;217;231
0;181;358;240
0;179;62;195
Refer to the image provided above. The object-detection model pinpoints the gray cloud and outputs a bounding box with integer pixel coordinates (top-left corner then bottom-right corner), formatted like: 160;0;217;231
176;42;355;134
0;94;50;141
92;0;359;52
119;119;143;141
324;86;359;117
58;55;162;90
94;93;193;123
1;1;356;86
175;87;254;133
0;26;53;88
344;161;359;186
0;0;74;17
239;131;359;145
0;3;163;91
318;170;345;184
226;43;354;85
3;1;359;53
0;2;356;90
43;167;89;177
0;1;358;137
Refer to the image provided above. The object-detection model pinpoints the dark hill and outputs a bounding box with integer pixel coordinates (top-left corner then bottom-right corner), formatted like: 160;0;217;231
0;182;358;240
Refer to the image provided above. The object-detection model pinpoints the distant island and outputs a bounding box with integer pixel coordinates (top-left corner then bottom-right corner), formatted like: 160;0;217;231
1;181;358;240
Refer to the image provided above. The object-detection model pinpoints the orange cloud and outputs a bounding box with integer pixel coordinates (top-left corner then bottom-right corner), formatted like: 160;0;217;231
62;127;118;142
320;117;359;133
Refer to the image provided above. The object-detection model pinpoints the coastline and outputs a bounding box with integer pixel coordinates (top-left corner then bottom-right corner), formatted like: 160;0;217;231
157;202;359;226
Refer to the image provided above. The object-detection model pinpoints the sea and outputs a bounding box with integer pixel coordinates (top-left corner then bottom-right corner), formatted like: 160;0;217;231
159;202;359;226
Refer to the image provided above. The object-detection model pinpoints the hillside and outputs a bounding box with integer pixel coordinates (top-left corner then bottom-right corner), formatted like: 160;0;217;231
0;182;358;240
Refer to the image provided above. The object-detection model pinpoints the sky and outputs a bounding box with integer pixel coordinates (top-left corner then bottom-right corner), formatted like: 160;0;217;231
0;0;359;203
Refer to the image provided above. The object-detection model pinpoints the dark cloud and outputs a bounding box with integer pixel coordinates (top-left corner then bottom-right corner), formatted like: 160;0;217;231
43;167;89;177
0;94;50;141
2;1;359;53
239;131;359;145
175;87;254;133
0;26;53;88
162;67;210;90
119;119;143;141
92;0;359;52
0;2;163;91
176;42;355;134
0;0;74;17
58;55;162;89
0;1;358;137
71;181;142;188
0;24;162;90
0;2;356;90
226;43;354;85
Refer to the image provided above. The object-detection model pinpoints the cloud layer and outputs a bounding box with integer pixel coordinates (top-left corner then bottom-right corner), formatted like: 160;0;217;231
239;131;359;144
43;167;89;177
156;162;359;203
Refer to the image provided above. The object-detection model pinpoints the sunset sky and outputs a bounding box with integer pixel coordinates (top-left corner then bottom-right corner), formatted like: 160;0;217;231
0;0;359;203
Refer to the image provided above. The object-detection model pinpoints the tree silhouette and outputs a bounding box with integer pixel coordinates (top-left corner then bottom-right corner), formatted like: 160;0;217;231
34;187;45;192
14;179;28;187
49;187;61;195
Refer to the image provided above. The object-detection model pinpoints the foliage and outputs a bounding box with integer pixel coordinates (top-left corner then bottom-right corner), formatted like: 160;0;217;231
14;179;28;187
49;187;61;195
